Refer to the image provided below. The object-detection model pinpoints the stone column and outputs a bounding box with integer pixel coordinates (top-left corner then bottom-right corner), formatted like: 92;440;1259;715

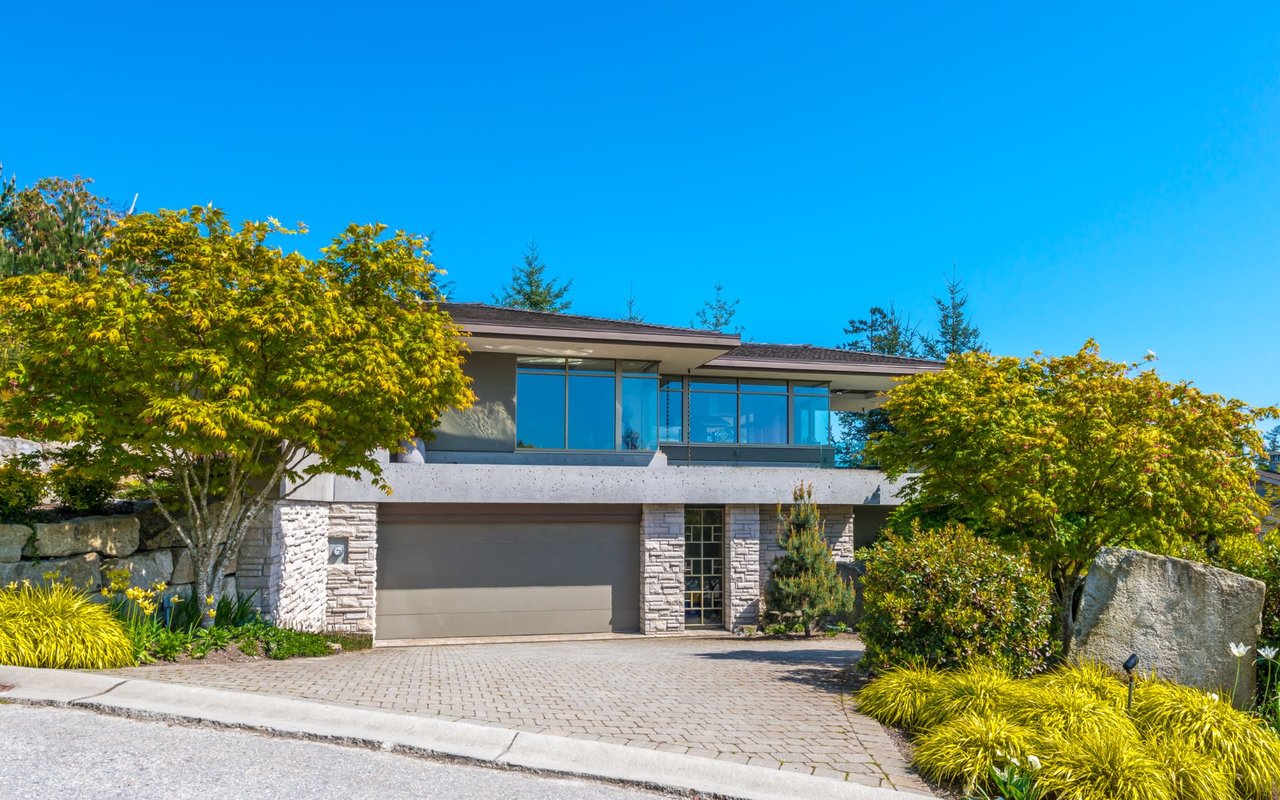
725;505;761;630
325;503;379;636
822;505;856;563
265;501;330;632
641;504;685;634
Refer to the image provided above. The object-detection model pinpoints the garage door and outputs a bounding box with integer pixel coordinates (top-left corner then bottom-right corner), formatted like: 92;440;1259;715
376;504;641;639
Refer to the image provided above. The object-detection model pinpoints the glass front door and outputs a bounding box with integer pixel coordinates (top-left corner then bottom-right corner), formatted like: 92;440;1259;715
684;507;724;627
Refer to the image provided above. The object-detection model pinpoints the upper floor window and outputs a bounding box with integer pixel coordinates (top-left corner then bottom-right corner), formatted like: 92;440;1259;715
659;377;830;446
516;358;658;450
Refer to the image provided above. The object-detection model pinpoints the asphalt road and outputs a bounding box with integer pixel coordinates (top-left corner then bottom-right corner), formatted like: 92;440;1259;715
2;703;672;800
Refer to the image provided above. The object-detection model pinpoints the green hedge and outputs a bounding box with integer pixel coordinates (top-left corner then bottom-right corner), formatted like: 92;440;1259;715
860;521;1054;675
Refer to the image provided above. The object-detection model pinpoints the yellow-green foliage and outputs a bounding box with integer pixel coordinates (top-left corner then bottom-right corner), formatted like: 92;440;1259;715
1132;679;1280;799
1029;660;1128;709
1005;685;1138;741
912;712;1036;792
1034;730;1174;800
914;663;1021;729
855;664;940;730
1146;736;1236;800
0;581;134;669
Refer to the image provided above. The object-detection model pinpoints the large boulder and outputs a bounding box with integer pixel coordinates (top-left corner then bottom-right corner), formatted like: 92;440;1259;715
101;549;174;589
0;524;33;563
25;516;140;558
0;552;102;590
1071;547;1266;708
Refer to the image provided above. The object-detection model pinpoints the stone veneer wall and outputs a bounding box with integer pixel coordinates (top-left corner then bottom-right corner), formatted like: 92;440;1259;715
758;504;856;589
325;503;378;635
265;502;330;632
640;503;685;634
724;505;761;629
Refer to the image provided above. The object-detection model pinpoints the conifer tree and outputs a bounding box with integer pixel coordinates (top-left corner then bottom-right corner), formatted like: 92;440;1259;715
923;272;984;359
492;240;572;312
691;282;742;333
765;483;855;637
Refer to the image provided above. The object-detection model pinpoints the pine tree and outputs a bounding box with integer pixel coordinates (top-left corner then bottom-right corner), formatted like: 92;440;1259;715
692;282;742;333
0;167;121;278
765;483;855;637
923;272;984;359
492;240;572;312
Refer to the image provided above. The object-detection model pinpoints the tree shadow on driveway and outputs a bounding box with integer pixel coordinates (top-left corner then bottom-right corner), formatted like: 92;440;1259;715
694;647;864;694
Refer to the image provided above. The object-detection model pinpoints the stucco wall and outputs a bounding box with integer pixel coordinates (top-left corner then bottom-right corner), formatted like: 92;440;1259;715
425;351;516;453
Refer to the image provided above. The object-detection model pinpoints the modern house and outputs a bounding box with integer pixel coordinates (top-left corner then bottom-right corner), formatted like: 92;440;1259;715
236;304;942;643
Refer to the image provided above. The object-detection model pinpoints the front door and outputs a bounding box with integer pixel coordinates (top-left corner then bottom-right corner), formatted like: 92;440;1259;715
684;506;724;628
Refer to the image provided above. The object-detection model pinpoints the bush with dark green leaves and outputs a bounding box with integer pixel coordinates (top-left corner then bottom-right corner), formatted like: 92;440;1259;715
860;521;1054;675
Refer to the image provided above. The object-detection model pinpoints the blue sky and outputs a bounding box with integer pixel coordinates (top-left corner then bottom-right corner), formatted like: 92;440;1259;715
4;2;1278;408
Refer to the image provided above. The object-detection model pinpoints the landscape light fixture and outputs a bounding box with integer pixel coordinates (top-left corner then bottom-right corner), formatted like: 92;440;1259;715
1122;653;1139;711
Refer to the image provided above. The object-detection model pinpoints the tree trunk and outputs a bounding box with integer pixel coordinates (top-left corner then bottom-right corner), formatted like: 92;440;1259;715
1053;567;1084;658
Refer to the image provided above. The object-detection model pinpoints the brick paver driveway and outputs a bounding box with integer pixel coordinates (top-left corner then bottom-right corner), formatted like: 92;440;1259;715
111;636;931;794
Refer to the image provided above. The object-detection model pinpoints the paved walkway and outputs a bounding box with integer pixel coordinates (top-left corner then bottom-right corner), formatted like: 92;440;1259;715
109;636;931;794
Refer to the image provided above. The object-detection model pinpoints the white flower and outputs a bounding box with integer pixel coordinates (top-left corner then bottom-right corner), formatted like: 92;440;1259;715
1259;646;1279;661
1027;755;1042;771
1209;692;1220;702
1230;642;1251;658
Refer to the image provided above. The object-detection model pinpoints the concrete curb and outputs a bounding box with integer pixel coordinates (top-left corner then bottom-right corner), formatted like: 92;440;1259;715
0;665;928;800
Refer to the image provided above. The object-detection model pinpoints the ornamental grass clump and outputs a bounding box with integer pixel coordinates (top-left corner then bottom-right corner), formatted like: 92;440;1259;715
1131;679;1280;799
1145;736;1236;800
0;579;134;669
854;663;940;730
913;662;1022;730
912;712;1036;793
1027;660;1129;709
1004;685;1138;742
1033;730;1174;800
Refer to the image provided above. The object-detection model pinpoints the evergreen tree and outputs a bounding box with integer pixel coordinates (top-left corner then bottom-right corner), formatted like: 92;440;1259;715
837;304;923;466
0;167;121;278
842;304;923;357
492;240;572;312
692;282;742;333
765;483;855;637
922;273;984;359
622;285;644;322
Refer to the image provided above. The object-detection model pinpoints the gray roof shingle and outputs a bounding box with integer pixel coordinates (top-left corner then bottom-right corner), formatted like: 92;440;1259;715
714;343;942;368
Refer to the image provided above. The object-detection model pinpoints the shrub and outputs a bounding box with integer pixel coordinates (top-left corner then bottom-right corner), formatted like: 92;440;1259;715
859;520;1054;675
1131;679;1280;799
855;663;941;730
0;453;45;522
48;466;117;514
1033;730;1174;800
764;483;854;636
912;712;1035;793
0;580;134;669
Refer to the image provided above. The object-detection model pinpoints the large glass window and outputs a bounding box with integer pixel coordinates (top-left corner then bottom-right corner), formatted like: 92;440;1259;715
659;377;684;442
515;359;566;449
567;359;615;450
739;380;788;444
689;379;737;443
792;382;831;445
659;377;831;447
621;361;658;451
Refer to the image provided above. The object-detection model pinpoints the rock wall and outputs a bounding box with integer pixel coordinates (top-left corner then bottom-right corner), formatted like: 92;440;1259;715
265;502;330;632
640;504;685;634
725;505;761;629
325;503;379;635
1071;547;1266;709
